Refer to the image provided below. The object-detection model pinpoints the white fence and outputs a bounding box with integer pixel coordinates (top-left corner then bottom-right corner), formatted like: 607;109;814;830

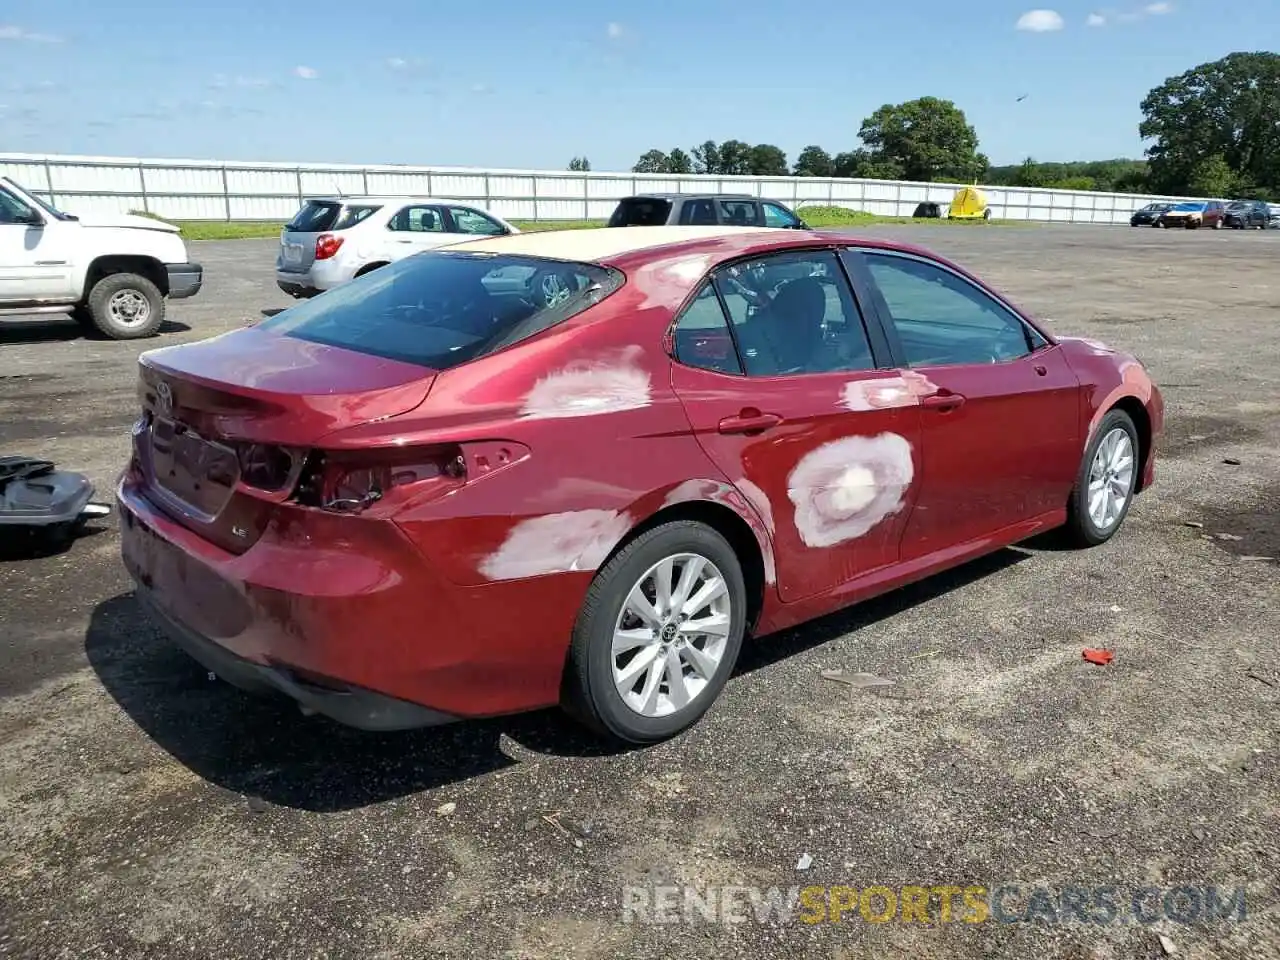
0;152;1203;226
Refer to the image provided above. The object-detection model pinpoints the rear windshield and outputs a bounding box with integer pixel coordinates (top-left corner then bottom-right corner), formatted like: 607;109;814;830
608;197;672;227
257;251;623;370
286;201;382;232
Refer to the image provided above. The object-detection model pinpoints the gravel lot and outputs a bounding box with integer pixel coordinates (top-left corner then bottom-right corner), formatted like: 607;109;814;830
1;225;1277;960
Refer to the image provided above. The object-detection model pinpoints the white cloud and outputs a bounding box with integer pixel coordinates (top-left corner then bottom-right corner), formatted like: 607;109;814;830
0;24;63;43
606;22;623;39
387;57;408;69
294;65;318;80
1145;1;1172;13
1087;12;1107;25
1016;9;1065;31
471;82;494;94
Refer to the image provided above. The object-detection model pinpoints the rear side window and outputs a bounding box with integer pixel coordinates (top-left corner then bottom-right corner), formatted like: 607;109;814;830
287;200;341;232
678;199;718;225
673;284;742;375
258;252;622;370
332;204;382;229
719;200;762;226
608;198;672;226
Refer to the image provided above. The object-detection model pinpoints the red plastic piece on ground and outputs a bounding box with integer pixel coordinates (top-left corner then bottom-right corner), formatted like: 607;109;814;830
1082;648;1115;665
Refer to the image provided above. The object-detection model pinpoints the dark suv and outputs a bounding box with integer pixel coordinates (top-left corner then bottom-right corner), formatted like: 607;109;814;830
607;193;809;229
1223;199;1271;230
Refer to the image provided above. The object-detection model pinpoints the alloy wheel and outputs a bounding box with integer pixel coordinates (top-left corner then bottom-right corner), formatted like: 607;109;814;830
610;553;732;718
1087;427;1135;532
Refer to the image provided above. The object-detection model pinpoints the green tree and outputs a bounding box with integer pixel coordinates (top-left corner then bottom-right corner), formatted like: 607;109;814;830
1140;52;1280;196
632;149;670;173
748;143;788;176
691;141;722;174
1187;154;1236;197
568;156;591;172
857;96;986;182
717;140;753;176
667;147;693;174
793;145;834;177
831;150;865;178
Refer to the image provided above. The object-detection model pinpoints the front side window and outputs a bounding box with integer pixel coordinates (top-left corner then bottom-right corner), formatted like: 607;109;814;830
388;205;445;233
862;253;1043;366
672;283;742;375
762;202;800;228
712;250;874;376
258;252;621;370
718;200;762;227
0;187;38;225
448;206;507;236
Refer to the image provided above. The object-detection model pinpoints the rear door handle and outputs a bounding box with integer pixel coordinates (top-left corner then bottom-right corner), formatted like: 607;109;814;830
921;391;966;412
718;412;782;434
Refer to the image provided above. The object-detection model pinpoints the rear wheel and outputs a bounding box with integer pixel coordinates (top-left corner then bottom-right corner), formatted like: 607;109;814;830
86;273;165;339
563;521;747;744
1064;409;1139;547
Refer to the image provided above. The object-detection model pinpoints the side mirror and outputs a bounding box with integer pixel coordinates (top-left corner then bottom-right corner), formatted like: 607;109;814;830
794;220;810;230
15;208;44;227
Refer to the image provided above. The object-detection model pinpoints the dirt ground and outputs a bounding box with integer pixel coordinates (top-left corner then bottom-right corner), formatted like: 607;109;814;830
1;224;1277;960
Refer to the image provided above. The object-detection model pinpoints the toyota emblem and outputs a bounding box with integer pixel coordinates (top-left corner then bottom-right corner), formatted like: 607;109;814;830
155;381;173;416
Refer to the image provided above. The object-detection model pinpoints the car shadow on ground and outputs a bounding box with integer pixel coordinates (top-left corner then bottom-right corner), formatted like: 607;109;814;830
84;593;623;812
85;546;1029;812
0;524;109;563
0;319;191;345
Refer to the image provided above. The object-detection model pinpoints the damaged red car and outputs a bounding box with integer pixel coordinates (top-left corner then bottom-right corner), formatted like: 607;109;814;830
117;225;1163;743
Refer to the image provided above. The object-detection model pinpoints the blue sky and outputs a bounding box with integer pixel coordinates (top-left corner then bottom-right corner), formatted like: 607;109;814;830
1;0;1276;172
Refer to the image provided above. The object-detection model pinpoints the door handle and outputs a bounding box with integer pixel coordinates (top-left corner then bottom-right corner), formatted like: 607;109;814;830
1033;363;1048;376
920;390;966;412
718;411;782;434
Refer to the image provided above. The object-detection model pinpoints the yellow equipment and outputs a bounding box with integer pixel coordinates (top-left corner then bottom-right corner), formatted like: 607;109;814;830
948;185;992;221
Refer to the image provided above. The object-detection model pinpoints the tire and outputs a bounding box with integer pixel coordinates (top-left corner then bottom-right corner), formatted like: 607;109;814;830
85;273;164;340
563;520;747;744
1064;409;1140;547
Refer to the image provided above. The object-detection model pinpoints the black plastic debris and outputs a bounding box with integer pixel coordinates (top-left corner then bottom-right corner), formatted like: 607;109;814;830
0;455;112;556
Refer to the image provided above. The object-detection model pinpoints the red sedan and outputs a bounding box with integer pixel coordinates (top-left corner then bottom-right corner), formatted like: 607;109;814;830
117;225;1163;743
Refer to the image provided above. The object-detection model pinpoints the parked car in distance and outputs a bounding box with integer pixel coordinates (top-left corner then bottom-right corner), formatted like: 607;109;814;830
1223;199;1271;229
1269;203;1280;227
275;196;520;298
0;176;202;339
607;193;808;229
119;225;1163;744
1129;202;1172;226
1158;200;1225;229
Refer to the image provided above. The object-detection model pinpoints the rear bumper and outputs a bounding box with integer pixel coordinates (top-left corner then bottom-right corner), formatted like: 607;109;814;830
136;587;456;730
166;263;203;299
275;273;321;298
115;473;585;730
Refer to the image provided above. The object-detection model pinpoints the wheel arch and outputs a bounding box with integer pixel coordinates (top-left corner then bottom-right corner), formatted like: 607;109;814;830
1108;395;1153;492
354;261;389;278
602;489;773;634
81;255;168;299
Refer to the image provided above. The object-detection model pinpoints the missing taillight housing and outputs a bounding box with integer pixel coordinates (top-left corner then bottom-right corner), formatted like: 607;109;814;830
295;445;466;514
237;443;302;493
315;233;344;260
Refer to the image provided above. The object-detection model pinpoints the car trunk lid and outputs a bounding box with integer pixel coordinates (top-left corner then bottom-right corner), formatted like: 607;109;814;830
134;326;435;552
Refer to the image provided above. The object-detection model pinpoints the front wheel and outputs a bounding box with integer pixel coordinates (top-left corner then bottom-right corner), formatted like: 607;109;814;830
85;273;165;339
1064;409;1140;547
563;521;747;744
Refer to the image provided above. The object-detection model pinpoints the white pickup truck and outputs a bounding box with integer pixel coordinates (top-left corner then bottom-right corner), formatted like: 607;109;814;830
0;176;202;339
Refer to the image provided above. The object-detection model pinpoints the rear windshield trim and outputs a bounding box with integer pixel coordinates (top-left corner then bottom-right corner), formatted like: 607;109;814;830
257;250;624;371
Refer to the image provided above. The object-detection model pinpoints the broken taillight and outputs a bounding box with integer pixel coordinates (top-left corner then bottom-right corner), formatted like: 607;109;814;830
236;442;302;493
294;445;467;513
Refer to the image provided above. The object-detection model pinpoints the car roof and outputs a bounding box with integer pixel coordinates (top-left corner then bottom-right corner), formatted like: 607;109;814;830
301;196;490;207
446;225;937;270
623;192;761;201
